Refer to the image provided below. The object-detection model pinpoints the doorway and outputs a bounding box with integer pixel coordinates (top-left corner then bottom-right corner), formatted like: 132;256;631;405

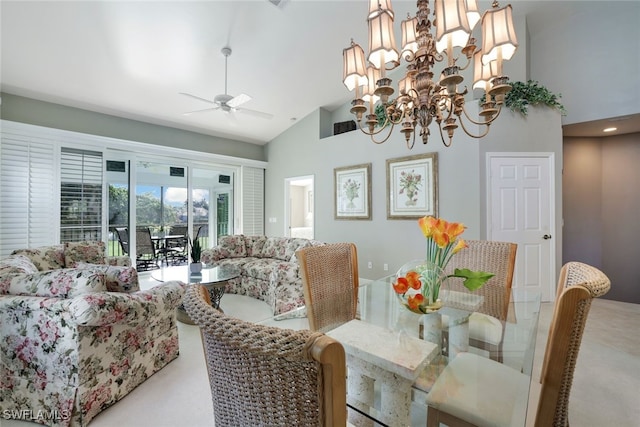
487;153;556;302
284;175;314;239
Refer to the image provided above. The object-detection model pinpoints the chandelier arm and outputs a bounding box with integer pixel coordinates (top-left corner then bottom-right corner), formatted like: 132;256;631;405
387;98;407;125
441;97;455;121
377;111;394;131
437;122;453;147
401;49;416;62
460;103;504;126
353;116;395;137
457;113;492;139
456;54;473;72
384;60;401;72
370;123;396;144
407;129;417;150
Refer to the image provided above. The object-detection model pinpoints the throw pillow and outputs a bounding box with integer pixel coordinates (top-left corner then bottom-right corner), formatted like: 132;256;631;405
64;241;106;267
75;262;140;292
261;236;289;261
0;254;39;275
245;235;268;257
11;245;65;271
0;254;40;295
286;238;311;263
8;268;106;298
219;235;247;258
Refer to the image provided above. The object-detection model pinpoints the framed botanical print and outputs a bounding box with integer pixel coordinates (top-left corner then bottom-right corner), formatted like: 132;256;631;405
334;163;372;220
386;152;438;219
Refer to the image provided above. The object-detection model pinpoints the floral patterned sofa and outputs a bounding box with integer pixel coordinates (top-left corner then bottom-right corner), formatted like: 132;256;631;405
201;235;324;315
0;241;185;427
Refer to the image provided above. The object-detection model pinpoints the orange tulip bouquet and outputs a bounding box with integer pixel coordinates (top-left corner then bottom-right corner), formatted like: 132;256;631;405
392;216;494;314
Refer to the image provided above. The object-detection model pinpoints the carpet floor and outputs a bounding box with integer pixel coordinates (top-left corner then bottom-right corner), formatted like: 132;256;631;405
4;273;639;427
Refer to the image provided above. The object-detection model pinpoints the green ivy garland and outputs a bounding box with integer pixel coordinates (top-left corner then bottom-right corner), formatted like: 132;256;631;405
482;80;567;116
375;103;387;128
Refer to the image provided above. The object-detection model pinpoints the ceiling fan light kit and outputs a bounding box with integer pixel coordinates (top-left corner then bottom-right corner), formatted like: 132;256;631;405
342;0;519;149
180;47;273;120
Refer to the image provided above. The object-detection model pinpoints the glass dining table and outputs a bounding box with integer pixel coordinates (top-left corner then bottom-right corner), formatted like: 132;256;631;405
264;276;542;427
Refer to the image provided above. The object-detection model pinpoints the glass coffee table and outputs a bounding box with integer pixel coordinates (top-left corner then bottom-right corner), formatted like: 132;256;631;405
151;264;241;324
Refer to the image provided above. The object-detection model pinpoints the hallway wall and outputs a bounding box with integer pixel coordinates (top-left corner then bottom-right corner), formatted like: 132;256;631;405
563;133;640;303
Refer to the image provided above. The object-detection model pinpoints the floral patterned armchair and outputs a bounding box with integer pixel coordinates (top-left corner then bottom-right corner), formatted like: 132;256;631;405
0;242;185;427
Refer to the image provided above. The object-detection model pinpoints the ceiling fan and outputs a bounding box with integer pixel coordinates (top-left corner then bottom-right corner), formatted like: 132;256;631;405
180;47;273;120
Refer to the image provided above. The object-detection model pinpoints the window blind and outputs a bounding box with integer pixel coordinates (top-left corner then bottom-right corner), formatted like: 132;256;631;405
60;148;103;242
242;166;264;235
0;136;57;256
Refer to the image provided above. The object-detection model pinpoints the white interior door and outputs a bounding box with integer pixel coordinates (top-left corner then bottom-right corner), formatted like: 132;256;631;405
487;154;555;302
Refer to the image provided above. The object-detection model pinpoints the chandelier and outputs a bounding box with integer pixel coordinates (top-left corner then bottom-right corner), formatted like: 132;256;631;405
342;0;518;148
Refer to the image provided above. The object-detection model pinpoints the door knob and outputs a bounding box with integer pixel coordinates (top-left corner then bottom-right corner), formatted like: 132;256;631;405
543;234;552;240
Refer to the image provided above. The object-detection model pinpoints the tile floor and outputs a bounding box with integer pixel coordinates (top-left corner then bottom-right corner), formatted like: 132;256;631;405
4;272;640;426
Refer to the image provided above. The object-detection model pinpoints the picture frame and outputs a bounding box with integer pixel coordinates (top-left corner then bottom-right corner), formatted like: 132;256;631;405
386;152;438;219
334;163;372;220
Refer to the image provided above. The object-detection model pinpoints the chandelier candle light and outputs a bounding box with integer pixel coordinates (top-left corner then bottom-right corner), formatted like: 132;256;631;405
393;216;494;314
342;0;518;148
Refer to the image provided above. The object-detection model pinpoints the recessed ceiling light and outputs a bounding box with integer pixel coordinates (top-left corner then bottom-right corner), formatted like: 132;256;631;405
603;127;617;132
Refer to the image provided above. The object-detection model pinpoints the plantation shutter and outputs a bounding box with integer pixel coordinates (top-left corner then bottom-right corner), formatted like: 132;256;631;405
60;148;103;242
0;136;57;256
241;166;264;235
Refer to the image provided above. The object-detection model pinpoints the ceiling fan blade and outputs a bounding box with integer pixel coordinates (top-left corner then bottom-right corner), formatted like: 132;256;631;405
183;106;221;116
227;93;251;108
236;107;274;120
179;92;217;105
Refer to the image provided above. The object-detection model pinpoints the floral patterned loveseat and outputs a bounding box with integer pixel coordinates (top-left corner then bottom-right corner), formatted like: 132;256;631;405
201;235;324;315
0;241;185;427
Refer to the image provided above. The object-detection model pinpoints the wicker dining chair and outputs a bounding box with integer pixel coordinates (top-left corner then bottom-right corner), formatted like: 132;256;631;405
182;285;347;427
443;239;517;361
297;242;359;333
425;261;611;427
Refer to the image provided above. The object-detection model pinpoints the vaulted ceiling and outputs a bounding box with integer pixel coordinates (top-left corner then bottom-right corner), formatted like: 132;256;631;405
2;1;638;145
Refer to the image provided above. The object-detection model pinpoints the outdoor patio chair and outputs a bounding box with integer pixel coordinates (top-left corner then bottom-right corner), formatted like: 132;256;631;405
115;227;129;255
166;225;188;265
136;227;160;270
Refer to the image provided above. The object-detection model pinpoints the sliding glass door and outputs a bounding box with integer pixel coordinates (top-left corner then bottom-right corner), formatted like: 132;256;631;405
103;153;238;263
136;161;188;232
106;159;130;256
192;167;234;248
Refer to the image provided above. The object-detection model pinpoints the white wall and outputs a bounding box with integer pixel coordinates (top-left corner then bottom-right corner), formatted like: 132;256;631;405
564;133;640;304
265;105;562;280
527;1;640;125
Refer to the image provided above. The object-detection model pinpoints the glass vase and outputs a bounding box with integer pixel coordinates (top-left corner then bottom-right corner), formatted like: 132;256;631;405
394;259;447;314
